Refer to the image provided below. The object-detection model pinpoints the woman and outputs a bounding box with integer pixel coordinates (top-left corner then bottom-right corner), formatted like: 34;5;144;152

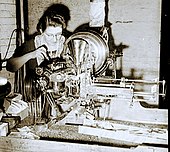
6;5;72;121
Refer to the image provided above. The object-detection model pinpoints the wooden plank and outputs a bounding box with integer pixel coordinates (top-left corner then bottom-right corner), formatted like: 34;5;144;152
78;125;168;145
0;137;168;152
106;98;168;125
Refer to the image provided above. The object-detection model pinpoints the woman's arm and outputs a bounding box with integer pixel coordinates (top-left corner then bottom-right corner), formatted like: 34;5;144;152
6;51;35;72
6;46;48;72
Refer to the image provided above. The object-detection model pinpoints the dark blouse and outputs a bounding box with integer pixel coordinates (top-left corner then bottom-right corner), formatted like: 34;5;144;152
13;38;38;71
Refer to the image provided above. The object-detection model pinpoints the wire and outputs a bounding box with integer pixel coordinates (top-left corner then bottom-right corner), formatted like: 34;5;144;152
3;28;24;61
3;29;16;60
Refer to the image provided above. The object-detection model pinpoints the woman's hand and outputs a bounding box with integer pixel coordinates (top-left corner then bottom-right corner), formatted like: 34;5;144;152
33;45;49;65
32;45;49;60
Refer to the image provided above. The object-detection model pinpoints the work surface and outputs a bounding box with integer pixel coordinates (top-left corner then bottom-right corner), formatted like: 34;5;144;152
0;115;168;152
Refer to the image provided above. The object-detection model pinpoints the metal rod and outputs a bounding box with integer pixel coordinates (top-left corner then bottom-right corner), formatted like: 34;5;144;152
94;77;164;84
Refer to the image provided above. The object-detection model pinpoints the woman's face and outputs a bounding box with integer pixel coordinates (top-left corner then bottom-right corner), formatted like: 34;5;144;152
44;25;63;45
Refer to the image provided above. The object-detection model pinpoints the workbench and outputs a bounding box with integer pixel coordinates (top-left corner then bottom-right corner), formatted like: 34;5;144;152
0;115;168;152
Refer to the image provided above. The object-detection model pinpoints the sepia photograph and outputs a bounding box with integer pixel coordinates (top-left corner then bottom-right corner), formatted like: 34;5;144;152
0;0;168;151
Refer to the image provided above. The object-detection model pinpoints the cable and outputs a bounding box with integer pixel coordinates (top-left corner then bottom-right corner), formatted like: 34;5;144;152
3;28;24;61
3;29;16;60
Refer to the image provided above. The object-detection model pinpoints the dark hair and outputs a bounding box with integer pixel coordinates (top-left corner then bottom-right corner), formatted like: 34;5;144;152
37;12;66;33
36;4;70;33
